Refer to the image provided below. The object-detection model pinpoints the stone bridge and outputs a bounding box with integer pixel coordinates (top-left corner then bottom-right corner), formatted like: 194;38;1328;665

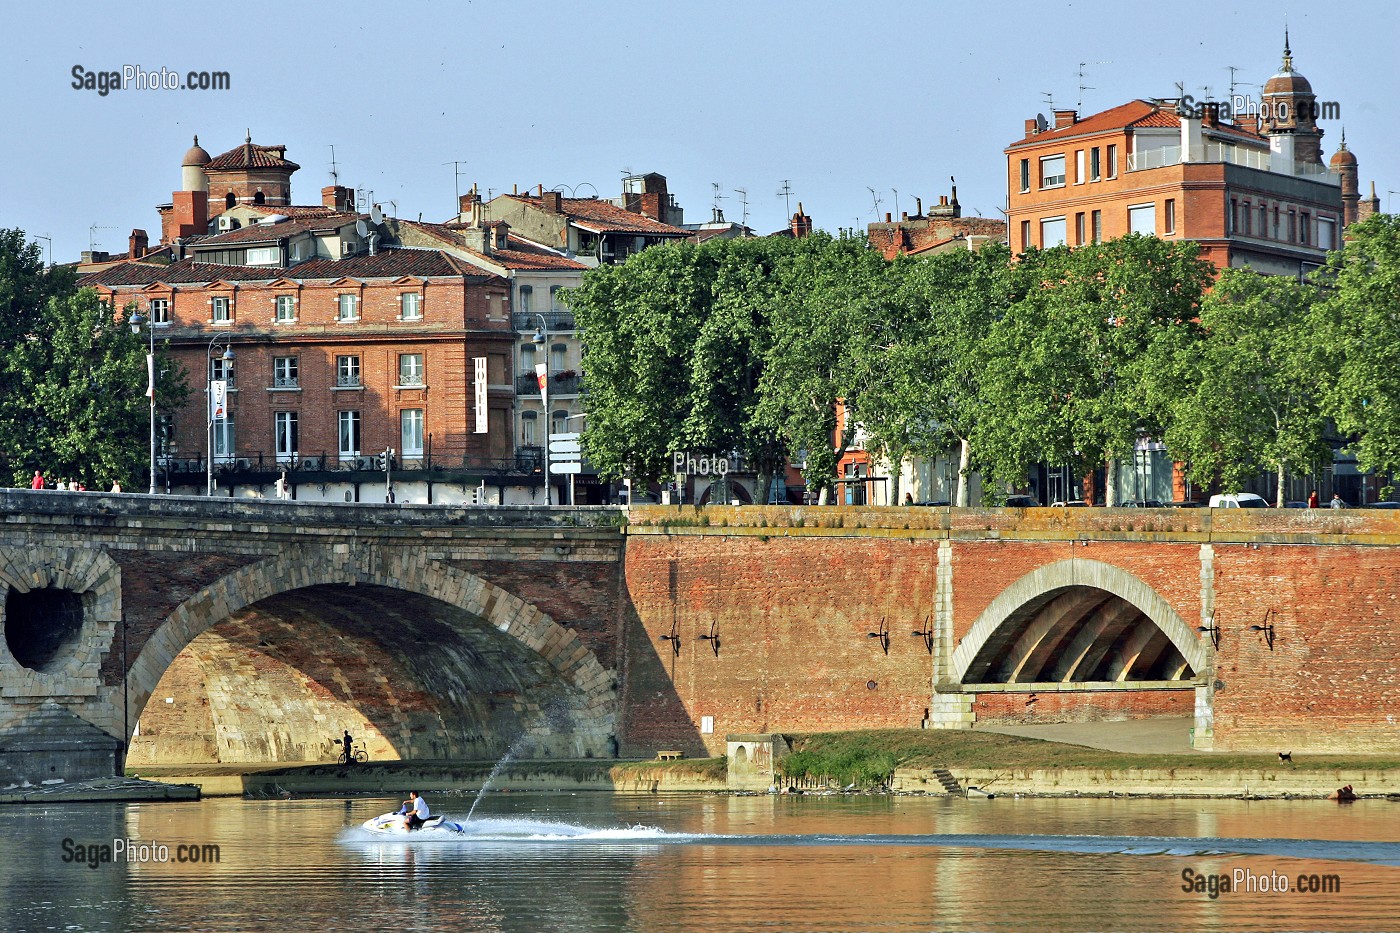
3;492;1399;783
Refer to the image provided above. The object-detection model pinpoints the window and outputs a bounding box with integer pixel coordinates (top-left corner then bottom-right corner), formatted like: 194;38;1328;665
253;191;265;205
1319;217;1336;249
1018;159;1030;193
212;296;231;323
338;410;361;460
550;343;567;374
1090;148;1101;181
521;410;537;446
337;294;359;322
1128;203;1156;236
1106;144;1118;178
1091;210;1103;243
552;409;569;438
1241;201;1251;235
1259;205;1268;238
1020;220;1031;251
1288;210;1297;242
1075;212;1086;246
149;298;170;325
549;285;563;312
1164;199;1176;235
1040;154;1066;188
212;416;235;463
400;408;424;457
225;192;235;209
1273;206;1280;239
275;295;295;323
246;246;278;266
210;356;234;386
273;356;299;389
1300;212;1311;246
398;353;425;387
336;355;361;387
519;284;533;314
1229;199;1238;235
400;292;422;321
1075;150;1085;184
274;411;298;460
1040;217;1067;247
520;343;537;374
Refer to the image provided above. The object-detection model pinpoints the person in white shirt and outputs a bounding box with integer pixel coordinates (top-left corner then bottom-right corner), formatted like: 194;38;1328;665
401;790;430;831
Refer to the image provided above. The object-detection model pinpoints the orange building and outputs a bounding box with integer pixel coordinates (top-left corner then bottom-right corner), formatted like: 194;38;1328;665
1005;40;1362;279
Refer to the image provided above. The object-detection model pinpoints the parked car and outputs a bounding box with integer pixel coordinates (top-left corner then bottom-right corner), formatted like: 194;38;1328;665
1363;501;1400;509
1122;499;1165;508
915;500;951;507
1208;493;1270;508
1004;495;1040;508
1284;501;1309;509
1050;500;1090;507
1165;500;1206;508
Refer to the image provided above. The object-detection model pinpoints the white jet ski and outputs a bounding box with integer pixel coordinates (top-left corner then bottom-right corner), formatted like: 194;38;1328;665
361;811;466;836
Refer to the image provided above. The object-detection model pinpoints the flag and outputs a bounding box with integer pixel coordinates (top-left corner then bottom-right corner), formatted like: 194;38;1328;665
535;362;548;404
145;353;156;400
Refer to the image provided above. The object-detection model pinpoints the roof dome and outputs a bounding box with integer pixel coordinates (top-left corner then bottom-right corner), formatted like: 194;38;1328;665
1330;129;1357;167
182;135;211;167
1263;30;1313;97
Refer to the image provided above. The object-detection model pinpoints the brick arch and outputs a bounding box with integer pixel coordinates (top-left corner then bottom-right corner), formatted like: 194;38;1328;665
126;546;615;741
949;558;1205;683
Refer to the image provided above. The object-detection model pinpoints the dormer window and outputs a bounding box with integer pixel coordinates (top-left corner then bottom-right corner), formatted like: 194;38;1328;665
400;292;422;321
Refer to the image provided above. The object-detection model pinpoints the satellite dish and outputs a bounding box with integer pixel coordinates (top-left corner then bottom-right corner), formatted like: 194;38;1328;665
355;219;369;238
1035;113;1049;132
370;204;384;225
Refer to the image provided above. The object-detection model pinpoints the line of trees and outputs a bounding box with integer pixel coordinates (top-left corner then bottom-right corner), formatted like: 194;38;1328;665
565;214;1400;506
0;228;187;489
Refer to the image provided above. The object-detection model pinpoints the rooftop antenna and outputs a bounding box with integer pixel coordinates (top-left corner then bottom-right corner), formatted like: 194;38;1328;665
33;234;51;267
442;160;469;207
732;187;749;227
1390;190;1398;213
88;224;115;252
866;186;883;220
329;145;339;185
776;179;794;217
1077;61;1111;110
1041;91;1055;112
891;187;900;218
711;182;726;214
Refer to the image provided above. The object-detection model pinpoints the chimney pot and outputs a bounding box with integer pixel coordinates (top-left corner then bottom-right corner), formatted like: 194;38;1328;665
1025;118;1039;138
1054;109;1078;129
885;212;892;223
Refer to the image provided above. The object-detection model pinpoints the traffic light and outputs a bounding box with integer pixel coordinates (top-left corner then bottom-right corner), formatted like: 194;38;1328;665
372;454;385;471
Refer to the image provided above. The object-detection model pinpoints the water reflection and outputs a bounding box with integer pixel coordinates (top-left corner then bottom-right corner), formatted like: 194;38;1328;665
1;795;1397;932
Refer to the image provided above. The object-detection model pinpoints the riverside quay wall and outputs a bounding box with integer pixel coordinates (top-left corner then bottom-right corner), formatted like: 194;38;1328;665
1;491;1398;782
621;505;1400;758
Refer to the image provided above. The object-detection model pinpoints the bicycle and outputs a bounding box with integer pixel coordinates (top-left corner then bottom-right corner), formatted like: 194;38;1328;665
336;744;369;765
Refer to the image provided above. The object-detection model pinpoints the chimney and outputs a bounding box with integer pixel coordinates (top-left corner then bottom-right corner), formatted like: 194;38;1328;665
639;192;663;220
1025;118;1040;138
1054;109;1078;129
885;212;892;223
791;202;812;238
323;185;352;212
901;212;909;222
128;229;148;259
1202;101;1220;129
915;197;923;217
540;191;562;213
462;226;491;255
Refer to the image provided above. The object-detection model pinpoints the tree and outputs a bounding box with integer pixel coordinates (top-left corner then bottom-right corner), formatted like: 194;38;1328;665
0;229;186;487
1158;269;1329;505
1313;214;1400;480
973;236;1212;501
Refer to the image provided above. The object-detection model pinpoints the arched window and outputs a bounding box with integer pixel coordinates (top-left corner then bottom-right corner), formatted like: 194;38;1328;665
520;410;537;446
225;192;236;209
552;409;569;437
253;191;265;205
519;284;533;314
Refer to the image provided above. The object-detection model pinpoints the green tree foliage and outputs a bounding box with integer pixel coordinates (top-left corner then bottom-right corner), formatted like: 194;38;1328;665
973;237;1213;498
1158;270;1329;503
0;228;187;487
1313;214;1400;477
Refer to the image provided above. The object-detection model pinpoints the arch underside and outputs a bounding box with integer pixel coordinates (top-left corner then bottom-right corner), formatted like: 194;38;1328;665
130;584;605;765
962;586;1195;684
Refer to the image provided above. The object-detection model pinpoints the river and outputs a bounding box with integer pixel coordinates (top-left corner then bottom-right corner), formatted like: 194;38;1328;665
2;793;1398;931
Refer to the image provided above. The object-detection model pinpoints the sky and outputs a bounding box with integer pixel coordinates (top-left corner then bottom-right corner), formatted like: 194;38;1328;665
2;0;1397;264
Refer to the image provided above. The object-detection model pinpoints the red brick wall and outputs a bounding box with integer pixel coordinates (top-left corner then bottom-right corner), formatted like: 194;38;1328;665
972;688;1193;725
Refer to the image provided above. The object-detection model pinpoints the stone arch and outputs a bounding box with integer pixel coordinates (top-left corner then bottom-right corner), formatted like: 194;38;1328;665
949;558;1205;684
126;545;615;754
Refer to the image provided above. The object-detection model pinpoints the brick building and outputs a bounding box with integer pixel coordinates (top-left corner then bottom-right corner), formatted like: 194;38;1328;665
866;185;1007;259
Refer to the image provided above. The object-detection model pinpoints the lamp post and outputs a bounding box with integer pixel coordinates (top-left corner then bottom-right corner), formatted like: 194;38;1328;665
128;309;157;494
532;312;551;505
206;333;235;497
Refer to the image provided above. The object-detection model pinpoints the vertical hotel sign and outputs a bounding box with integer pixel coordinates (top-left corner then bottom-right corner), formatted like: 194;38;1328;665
209;380;228;421
473;357;488;434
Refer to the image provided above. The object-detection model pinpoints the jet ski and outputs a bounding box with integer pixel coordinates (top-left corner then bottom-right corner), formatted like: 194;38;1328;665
361;811;466;836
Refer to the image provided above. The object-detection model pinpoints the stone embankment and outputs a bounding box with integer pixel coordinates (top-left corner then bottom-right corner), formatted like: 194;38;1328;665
894;766;1398;798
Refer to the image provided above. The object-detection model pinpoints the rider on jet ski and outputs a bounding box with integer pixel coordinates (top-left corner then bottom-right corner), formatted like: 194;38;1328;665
399;791;430;831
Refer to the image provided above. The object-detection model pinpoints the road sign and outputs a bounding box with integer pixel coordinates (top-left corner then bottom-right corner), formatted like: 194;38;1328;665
548;431;580;442
549;439;582;456
549;461;583;475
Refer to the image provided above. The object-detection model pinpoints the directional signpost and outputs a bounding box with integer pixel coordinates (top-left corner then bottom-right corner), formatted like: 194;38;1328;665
548;432;583;504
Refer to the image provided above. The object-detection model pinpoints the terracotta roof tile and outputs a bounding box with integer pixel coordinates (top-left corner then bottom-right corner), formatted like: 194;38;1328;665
192;212;361;246
78;249;497;287
204;141;300;172
1007;99;1265;149
505;195;689;236
406;221;588;271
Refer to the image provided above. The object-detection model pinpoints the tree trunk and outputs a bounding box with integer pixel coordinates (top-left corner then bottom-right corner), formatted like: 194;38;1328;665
1105;461;1120;508
1276;461;1286;509
955;438;972;507
755;469;772;506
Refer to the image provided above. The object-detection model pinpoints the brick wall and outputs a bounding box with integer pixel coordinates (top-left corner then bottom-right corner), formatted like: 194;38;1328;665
971;687;1193;725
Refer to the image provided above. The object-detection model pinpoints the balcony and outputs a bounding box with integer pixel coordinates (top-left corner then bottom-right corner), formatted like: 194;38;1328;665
516;445;544;472
512;310;576;332
516;373;542;394
335;375;362;388
272;375;299;389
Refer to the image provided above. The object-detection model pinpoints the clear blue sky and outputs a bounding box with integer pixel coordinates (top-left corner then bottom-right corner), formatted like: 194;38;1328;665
2;1;1395;263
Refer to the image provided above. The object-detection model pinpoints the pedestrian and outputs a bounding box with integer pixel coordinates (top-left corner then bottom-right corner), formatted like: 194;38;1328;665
1307;490;1319;509
30;471;44;490
110;480;122;494
275;471;289;500
903;492;914;506
1330;493;1346;509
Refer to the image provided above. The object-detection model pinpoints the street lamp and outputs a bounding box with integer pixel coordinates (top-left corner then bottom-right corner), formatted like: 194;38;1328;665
531;312;551;505
128;309;157;494
206;333;235;497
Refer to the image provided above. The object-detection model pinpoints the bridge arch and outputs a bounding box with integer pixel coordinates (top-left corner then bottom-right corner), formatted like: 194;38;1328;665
127;545;615;762
950;559;1206;684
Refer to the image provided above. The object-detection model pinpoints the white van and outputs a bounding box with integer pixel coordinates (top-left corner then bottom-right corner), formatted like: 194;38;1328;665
1208;493;1270;508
